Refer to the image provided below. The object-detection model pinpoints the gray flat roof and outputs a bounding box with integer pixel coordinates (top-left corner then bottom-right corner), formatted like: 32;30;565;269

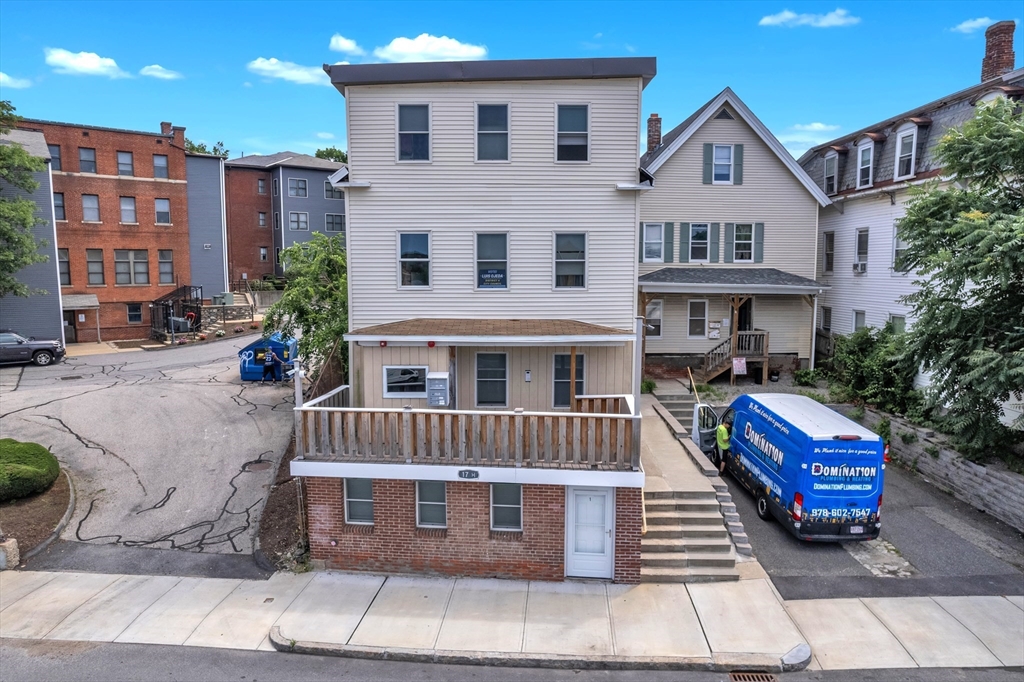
325;57;657;92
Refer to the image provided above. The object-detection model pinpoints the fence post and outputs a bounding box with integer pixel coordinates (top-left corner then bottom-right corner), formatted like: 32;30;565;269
293;360;305;457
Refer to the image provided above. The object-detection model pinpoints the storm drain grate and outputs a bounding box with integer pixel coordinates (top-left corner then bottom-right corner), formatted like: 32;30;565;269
60;375;83;381
729;674;779;682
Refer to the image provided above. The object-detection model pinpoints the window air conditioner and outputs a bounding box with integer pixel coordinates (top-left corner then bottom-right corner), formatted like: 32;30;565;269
853;262;867;273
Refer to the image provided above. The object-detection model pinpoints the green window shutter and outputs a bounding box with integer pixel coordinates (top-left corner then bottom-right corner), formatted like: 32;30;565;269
754;222;764;263
639;222;644;262
702;144;713;184
664;222;674;263
734;144;744;185
724;223;735;263
678;222;690;263
709;223;720;263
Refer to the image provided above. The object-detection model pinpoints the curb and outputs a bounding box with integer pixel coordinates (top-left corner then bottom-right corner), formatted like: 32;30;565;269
22;468;76;562
268;626;810;673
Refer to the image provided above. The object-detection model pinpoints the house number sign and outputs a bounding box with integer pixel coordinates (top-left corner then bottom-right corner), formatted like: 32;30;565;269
458;470;480;479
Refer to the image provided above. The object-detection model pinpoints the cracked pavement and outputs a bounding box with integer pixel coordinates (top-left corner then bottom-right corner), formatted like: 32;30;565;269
0;335;294;557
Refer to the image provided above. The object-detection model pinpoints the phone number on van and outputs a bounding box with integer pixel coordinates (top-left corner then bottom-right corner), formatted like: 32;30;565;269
809;508;872;519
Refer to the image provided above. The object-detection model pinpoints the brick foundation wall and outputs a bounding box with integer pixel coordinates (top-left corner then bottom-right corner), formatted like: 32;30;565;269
614;487;642;583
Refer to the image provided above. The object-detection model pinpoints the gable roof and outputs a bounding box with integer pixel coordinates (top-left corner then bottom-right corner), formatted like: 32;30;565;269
639;87;831;207
225;151;344;171
0;129;50;160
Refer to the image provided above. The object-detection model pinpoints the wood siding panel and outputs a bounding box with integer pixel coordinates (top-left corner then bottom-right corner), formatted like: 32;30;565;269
356;344;452;408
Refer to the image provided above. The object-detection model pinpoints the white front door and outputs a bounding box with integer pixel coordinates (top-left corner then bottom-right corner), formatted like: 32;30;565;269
565;486;614;579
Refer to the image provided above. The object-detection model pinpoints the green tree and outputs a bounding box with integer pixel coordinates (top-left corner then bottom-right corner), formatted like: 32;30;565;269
184;138;229;157
0;100;48;298
262;233;348;380
315;146;347;164
897;97;1024;458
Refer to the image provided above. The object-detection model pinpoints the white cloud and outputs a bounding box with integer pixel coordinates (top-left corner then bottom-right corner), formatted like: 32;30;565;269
329;34;365;55
792;122;840;132
243;81;252;87
759;8;860;28
246;57;330;86
951;17;994;34
140;64;183;80
777;122;842;156
316;132;335;139
373;33;487;63
0;72;32;89
44;47;130;78
593;32;603;39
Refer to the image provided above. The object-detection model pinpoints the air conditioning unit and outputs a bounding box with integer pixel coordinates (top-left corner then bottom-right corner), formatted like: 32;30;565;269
853;262;867;273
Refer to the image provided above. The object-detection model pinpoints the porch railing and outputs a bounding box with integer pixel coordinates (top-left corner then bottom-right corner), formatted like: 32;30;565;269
736;330;769;356
295;389;640;471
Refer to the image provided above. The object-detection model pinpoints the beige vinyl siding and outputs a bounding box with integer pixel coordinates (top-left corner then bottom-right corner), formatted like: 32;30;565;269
455;344;632;412
639;105;819;277
345;79;642;332
644;294;812;358
353;344;452;408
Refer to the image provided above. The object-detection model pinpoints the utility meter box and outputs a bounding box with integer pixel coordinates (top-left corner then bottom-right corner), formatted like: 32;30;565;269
427;371;451;407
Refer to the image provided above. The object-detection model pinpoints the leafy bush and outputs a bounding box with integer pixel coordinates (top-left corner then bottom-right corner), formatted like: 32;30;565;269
0;439;60;502
215;330;226;338
899;431;918;445
876;417;891;445
831;324;920;415
640;378;657;394
793;369;818;387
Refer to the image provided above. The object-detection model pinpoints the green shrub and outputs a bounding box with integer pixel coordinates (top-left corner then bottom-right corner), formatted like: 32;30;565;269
831;324;919;415
877;417;892;445
793;369;818;387
924;444;940;459
640;378;657;394
0;439;60;502
848;405;865;422
899;431;919;445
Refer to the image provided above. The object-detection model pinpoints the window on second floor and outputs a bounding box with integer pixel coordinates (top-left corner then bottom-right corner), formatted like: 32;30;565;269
399;232;430;286
822;232;835;273
58;249;70;285
476;233;508;289
258;211;267;227
857;142;873;189
689;223;709;262
115;249;148;285
326;213;345;233
288;178;307;197
324;181;343;199
398;104;430;161
556;104;588;162
733;223;754;262
855;229;869;266
824;153;837;194
79;147;96;173
48;145;62;171
87;249;104;285
643;223;664;262
894;127;917;181
554;232;586;288
713;144;733;183
119;196;137;223
117;151;134;176
155;198;171;224
54;193;65;220
288;211;308;230
272;177;279;196
153;154;168;179
477;104;509;161
82;194;100;222
893;229;910;273
158;250;174;284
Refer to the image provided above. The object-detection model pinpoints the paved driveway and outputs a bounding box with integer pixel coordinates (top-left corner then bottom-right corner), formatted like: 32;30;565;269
0;336;293;557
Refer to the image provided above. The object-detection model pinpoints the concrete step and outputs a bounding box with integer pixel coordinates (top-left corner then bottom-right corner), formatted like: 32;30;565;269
644;524;729;540
641;537;734;553
644;490;717;501
641;552;690;568
639;566;739;584
644;500;721;513
641;551;736;569
646;510;724;526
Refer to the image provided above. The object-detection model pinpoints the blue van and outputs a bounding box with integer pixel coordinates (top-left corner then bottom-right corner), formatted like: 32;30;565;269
693;394;885;542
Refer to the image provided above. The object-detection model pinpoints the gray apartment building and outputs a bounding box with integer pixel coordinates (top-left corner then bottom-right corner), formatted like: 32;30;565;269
185;153;229;298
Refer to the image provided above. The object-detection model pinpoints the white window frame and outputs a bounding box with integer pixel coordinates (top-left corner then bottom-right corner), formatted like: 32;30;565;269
475;232;509;290
853;310;866;332
893;125;917;182
553;232;587;289
258;211;267;227
490;483;523;532
324;180;343;200
712;144;734;184
396;103;432;163
687;299;708;339
117;151;134;176
126;303;143;324
287;177;307;198
474;352;509;408
552;353;585;409
114;250;149;286
416;480;447;528
397;231;431;289
475;102;510;163
645;299;663;338
855;228;869;268
733;223;754;263
119;196;137;224
856;140;874;189
822;231;835;273
554;103;590;164
288;211;309;231
889;314;906;334
344;478;374;525
259;247;268;262
82;194;100;222
892;227;909;275
689;223;710;263
155;198;171;225
824;152;837;194
642;222;664;263
382;365;429;399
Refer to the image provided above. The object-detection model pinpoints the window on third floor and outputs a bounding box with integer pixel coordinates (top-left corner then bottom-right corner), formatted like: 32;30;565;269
155;198;171;224
117;151;134;176
856;141;874;189
824;153;837;194
258;178;266;194
153;154;169;179
288;178;307;198
894;126;917;181
324;181;343;200
48;145;62;170
79;147;96;173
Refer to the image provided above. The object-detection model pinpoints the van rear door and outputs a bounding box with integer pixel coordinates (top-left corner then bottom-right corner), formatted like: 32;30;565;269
803;437;884;530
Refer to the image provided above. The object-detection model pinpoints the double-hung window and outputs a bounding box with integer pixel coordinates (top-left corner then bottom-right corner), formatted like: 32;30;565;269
326;214;345;233
155;198;171;224
258;178;266;194
853;310;866;331
158;250;174;284
895;129;916;180
153;154;168;179
399;232;430;286
398;104;430;161
288;178;307;197
58;249;70;285
820;306;832;332
48;145;62;170
288;212;308;231
259;247;268;262
477;104;509;161
554;233;585;288
383;366;428;398
857;142;873;189
476;353;507;407
115;250;149;285
687;300;708;338
258;212;267;227
822;232;835;273
855;229;869;270
54;193;65;220
126;304;143;324
553;353;584;409
324;181;343;199
87;249;104;285
824;153;837;194
120;196;137;223
416;481;447;528
556;104;588;161
117;151;134;176
491;484;522;531
82;194;100;222
733;224;754;262
893;229;909;273
889;314;906;334
344;479;374;524
646;299;663;338
713;145;733;183
79;148;96;173
643;223;664;262
476;233;508;289
689;223;709;261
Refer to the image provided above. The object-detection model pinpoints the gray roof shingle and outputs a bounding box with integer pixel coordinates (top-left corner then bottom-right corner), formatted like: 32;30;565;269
225;151;344;171
639;267;824;289
0;129;50;159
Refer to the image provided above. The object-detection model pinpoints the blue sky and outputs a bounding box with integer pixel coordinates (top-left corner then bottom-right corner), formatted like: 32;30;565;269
1;1;1021;158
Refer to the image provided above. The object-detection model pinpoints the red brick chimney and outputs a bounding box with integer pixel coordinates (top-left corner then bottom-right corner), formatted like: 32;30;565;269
647;113;661;153
981;20;1016;82
160;121;172;135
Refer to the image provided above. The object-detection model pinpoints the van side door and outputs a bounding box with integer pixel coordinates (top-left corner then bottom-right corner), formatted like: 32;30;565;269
691;404;719;454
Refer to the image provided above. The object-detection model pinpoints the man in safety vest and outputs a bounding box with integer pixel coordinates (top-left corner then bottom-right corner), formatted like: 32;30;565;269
716;415;732;474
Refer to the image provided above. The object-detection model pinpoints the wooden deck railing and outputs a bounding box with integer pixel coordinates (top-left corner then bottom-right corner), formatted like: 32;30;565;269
736;330;769;356
295;392;640;471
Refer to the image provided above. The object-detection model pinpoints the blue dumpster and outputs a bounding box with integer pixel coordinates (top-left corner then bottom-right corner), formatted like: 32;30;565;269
238;332;297;382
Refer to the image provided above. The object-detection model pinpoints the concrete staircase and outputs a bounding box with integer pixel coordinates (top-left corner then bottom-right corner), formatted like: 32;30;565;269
655;390;697;427
641;490;739;583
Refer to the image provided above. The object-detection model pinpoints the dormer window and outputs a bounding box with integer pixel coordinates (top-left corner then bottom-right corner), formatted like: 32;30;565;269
894;125;917;181
824;153;837;194
856;141;874;189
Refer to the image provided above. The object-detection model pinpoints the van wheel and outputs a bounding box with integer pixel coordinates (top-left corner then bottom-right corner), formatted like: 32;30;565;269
756;495;772;522
708;448;721;469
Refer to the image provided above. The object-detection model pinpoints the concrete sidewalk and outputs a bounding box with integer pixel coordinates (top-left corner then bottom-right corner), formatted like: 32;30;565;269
3;569;1021;671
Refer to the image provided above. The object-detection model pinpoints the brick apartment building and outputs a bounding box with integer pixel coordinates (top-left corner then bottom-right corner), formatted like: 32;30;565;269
224;152;344;284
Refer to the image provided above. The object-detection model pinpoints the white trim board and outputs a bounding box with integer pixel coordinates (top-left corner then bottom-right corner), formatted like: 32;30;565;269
643;87;831;207
290;459;645;488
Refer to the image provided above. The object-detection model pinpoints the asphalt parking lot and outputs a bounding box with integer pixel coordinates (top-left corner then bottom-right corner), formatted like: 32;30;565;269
0;336;293;573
